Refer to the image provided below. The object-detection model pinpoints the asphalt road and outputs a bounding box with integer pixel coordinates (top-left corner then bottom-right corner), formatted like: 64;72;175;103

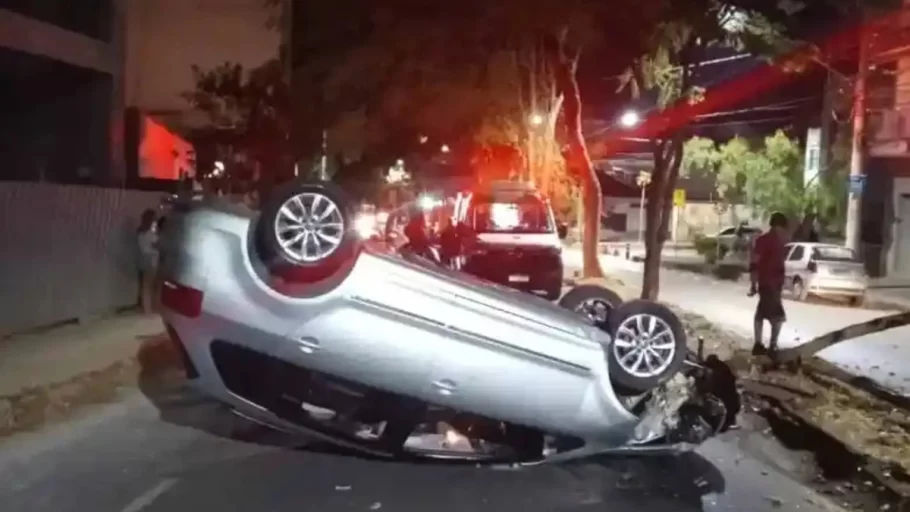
0;374;846;512
564;249;910;396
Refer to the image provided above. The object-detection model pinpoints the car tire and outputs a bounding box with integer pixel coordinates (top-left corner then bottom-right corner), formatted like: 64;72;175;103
606;300;687;394
257;180;358;283
544;283;564;301
557;284;623;326
850;294;867;308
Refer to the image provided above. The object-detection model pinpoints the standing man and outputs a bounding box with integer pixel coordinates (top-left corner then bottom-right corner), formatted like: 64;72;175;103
748;212;790;357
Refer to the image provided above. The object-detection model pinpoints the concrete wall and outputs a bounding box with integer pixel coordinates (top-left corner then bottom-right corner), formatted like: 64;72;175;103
602;196;759;241
0;182;162;336
0;8;115;73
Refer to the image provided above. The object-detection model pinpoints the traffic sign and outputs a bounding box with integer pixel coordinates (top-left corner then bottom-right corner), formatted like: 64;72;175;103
848;175;866;196
673;189;686;207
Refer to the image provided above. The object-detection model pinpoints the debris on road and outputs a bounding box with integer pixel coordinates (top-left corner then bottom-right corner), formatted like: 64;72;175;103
671;308;910;509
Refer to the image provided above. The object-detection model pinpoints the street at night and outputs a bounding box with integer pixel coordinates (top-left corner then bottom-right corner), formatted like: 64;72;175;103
0;381;845;512
5;0;910;511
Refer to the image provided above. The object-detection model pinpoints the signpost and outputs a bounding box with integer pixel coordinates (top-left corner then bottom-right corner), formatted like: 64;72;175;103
672;189;686;244
636;171;652;242
848;175;866;196
673;189;686;207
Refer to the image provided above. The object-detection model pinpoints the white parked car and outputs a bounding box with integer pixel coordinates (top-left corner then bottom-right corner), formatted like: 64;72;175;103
784;242;868;306
712;225;762;258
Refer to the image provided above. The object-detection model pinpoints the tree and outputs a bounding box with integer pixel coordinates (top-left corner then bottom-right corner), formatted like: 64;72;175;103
682;131;844;230
183;58;292;195
279;0;661;277
614;1;802;299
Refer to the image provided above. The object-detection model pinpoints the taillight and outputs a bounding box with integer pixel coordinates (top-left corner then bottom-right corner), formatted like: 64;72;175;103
807;260;817;273
160;280;204;318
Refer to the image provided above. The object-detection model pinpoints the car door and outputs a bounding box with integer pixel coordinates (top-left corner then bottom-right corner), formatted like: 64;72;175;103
783;244;805;287
716;227;735;248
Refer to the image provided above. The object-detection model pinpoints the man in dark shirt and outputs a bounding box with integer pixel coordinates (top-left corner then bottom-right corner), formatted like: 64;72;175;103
748;212;789;357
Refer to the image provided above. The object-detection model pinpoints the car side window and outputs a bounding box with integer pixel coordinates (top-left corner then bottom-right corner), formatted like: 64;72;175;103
787;245;805;261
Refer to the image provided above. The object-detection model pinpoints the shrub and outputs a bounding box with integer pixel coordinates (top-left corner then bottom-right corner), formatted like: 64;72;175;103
693;234;720;264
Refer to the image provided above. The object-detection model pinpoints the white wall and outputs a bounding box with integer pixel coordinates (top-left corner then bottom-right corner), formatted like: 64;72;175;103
602;195;759;241
0;183;162;336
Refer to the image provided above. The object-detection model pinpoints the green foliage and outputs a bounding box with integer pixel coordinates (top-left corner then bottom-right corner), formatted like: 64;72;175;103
682;131;845;227
692;233;720;264
183;59;292;188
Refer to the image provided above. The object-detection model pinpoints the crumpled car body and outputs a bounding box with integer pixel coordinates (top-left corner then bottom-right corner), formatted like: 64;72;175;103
157;182;733;464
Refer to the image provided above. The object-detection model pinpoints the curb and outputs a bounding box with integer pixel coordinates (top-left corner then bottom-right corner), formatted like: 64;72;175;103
0;333;174;438
744;379;910;509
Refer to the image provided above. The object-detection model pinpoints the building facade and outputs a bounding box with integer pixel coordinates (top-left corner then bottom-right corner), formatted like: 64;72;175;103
0;1;127;185
862;1;910;279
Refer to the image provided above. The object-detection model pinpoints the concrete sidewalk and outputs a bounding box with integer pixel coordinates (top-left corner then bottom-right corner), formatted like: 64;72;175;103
0;313;164;398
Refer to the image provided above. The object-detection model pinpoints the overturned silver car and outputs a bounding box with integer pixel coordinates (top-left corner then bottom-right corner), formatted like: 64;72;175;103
157;181;738;465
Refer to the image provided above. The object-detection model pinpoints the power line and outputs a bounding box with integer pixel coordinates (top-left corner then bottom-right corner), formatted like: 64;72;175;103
695;97;814;119
694;116;794;128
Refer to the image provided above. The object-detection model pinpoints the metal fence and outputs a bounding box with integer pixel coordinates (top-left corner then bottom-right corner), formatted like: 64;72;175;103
0;182;162;336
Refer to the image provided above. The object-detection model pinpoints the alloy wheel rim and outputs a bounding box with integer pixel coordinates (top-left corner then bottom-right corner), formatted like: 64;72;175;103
273;192;345;262
612;314;676;378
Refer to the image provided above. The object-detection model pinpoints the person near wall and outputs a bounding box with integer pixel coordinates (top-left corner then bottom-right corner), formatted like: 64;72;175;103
137;209;160;315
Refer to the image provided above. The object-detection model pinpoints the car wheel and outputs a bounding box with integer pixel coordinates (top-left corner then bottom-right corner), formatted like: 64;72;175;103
557;284;623;326
607;300;687;394
792;278;807;301
258;181;357;283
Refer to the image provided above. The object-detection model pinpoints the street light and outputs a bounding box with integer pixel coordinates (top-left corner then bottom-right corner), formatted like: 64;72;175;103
529;113;544;126
619;110;641;128
440;144;450;153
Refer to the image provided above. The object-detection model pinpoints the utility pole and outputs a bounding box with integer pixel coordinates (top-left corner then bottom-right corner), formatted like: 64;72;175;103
844;20;869;253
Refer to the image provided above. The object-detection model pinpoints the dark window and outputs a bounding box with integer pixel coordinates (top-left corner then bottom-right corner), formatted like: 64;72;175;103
1;0;113;41
602;213;627;232
787;245;805;261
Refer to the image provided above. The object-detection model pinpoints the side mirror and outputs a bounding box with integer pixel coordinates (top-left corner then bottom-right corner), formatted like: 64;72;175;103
557;223;568;240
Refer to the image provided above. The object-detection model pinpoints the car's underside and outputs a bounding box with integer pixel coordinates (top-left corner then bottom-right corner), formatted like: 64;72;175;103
203;336;738;465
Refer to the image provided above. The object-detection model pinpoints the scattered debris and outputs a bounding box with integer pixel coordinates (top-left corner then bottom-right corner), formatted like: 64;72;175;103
674;308;910;510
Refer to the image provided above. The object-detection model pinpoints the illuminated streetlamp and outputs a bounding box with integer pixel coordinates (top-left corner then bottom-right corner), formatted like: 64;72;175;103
619;110;641;128
529;113;544;126
440;144;450;153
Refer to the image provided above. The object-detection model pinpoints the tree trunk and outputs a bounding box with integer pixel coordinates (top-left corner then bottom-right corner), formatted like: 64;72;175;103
550;37;604;278
641;136;683;300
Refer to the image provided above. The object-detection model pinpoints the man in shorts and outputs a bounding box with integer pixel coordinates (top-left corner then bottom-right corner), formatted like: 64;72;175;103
748;212;789;357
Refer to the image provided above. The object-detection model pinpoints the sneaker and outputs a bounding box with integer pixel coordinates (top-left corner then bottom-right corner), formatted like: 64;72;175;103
751;343;767;356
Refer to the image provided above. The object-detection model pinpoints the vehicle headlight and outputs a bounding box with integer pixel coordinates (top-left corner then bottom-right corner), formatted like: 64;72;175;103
355;214;376;239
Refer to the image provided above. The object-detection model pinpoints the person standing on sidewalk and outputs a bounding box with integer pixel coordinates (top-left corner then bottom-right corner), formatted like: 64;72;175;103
748;212;790;357
137;209;160;315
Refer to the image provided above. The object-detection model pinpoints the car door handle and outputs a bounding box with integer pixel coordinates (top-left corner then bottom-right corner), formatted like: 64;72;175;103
432;379;457;396
296;336;320;354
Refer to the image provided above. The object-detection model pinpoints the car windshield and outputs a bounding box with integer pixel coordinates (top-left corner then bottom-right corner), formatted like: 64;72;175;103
812;246;857;262
469;195;554;234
